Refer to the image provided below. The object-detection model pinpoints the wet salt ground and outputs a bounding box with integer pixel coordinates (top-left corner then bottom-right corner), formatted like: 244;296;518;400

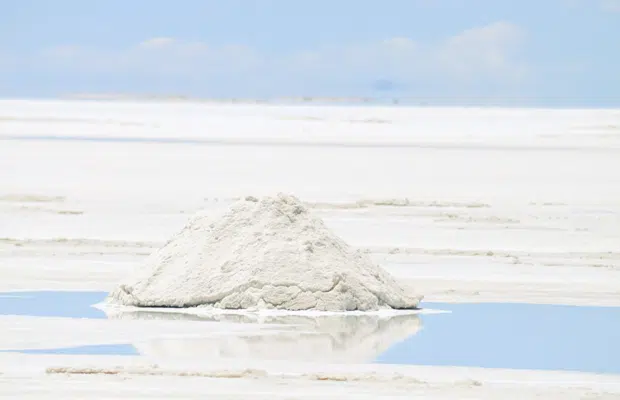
0;291;619;374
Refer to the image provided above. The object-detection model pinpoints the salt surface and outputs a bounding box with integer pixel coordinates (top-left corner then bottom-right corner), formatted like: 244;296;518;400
108;194;421;311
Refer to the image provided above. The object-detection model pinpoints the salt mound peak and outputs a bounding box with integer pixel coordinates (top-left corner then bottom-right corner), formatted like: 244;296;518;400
108;193;422;311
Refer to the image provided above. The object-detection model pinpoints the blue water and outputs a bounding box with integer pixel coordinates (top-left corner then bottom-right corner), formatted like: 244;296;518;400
0;291;108;319
0;343;138;356
377;302;620;374
1;291;619;373
0;291;134;356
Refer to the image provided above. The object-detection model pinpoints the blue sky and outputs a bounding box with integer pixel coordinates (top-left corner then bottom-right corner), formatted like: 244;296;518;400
1;0;619;105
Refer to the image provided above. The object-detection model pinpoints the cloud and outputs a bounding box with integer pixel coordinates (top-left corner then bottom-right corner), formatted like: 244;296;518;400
601;0;620;11
285;21;527;86
565;0;620;12
40;39;261;78
139;37;176;49
7;21;528;96
435;21;527;81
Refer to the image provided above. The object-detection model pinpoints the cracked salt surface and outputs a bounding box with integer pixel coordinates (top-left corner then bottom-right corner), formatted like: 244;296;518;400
107;193;422;311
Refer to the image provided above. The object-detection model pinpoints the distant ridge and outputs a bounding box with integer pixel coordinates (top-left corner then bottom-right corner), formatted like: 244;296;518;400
61;93;620;108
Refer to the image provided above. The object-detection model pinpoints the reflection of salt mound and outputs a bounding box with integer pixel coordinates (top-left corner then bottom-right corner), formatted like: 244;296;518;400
108;193;421;311
108;310;421;363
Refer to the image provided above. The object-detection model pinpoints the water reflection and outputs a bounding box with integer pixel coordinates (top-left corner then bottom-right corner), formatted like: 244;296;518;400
105;309;422;364
1;343;139;356
3;291;618;374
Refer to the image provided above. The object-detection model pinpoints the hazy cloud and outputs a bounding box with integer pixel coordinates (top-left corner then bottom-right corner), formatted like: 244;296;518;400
564;0;620;12
7;21;529;96
139;37;177;49
435;21;527;81
601;0;620;11
285;21;527;86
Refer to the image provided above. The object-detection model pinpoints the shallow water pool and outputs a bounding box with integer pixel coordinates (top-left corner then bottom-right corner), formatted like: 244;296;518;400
377;301;620;374
0;291;107;318
1;291;618;374
1;343;138;356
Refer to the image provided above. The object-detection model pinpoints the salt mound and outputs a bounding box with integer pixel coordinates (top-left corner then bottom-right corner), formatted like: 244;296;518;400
107;193;422;311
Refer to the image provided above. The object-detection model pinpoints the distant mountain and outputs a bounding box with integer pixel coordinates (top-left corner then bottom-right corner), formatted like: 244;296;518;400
372;79;401;92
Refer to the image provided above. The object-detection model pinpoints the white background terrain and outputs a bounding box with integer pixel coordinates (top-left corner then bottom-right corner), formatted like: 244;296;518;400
0;99;619;398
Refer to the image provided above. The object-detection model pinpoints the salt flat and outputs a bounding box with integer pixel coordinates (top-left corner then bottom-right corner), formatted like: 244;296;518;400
0;99;619;398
